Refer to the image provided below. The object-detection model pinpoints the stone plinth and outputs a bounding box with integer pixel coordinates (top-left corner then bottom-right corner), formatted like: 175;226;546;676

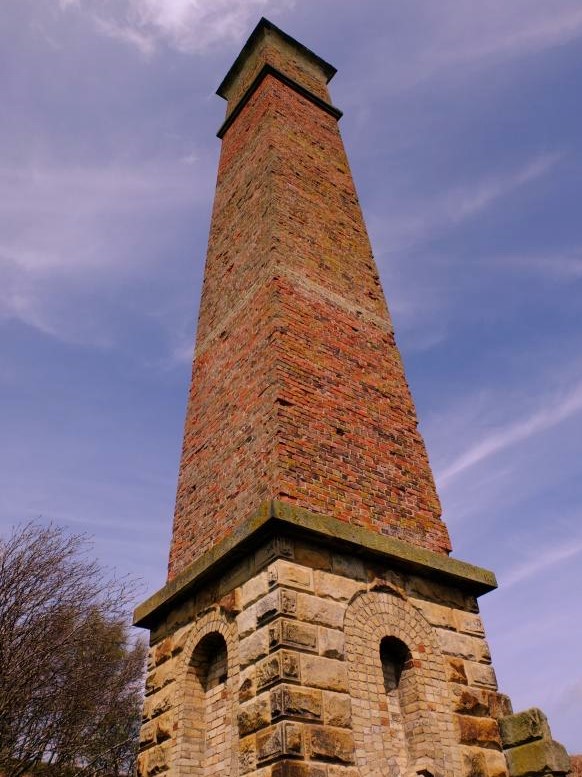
136;506;509;777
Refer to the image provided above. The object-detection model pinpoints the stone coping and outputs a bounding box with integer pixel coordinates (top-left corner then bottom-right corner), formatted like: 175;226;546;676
134;500;497;629
216;17;337;101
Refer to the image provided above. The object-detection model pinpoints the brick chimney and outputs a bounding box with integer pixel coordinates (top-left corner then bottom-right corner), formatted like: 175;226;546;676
168;17;451;580
134;21;572;777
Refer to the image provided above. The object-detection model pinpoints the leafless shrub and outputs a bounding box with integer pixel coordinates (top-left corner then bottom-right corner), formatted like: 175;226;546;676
0;523;146;777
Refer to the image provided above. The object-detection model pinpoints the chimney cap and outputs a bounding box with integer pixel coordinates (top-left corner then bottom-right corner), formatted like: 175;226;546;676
216;17;337;100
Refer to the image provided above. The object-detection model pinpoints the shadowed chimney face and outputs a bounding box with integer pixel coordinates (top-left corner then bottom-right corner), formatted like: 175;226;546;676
168;19;451;579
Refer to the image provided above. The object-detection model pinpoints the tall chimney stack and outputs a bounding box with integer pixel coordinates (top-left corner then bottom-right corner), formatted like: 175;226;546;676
134;19;571;777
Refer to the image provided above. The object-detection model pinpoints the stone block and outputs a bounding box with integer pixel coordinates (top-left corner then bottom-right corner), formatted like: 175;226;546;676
257;655;283;689
456;714;501;747
281;650;301;682
239;666;256;702
256;589;298;623
139;720;156;746
484;749;508;777
240;626;270;668
437;629;491;663
296;593;345;628
294;542;332;571
154;715;172;743
269;559;313;590
238;694;271;736
143;687;172;720
499;708;552;748
145;663;175;696
145;742;171;775
218;588;242;613
153;637;172;666
272;760;327;777
170;625;190;657
455;610;486;636
319;626;345;659
446;657;468;684
331;553;367;581
323;692;352;727
271;684;323;721
308;725;355;763
406;575;474;610
255;537;294;569
256;650;301;688
504;740;570;777
327;767;361;777
194;583;219;617
466;661;497;690
314;570;363;601
237;605;257;638
257;722;304;761
410;598;455;629
461;746;488;777
367;567;406;597
242;571;270;608
451;684;490;716
487;692;513;720
256;590;282;622
220;557;252;597
270;618;318;652
300;654;349;692
239;735;257;774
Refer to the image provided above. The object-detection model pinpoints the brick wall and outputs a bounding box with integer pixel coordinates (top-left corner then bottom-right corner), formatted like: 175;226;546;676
168;23;451;579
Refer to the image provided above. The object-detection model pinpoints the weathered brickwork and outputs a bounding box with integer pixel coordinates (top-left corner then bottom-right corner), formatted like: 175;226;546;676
168;20;450;579
138;535;511;777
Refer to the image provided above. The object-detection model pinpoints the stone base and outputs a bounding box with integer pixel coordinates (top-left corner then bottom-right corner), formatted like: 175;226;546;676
137;521;512;777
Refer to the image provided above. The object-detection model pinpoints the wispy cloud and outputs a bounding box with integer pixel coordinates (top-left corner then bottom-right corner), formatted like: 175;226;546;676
370;2;582;93
438;379;582;486
92;15;156;57
370;152;561;255
501;532;582;588
496;250;582;281
0;161;201;343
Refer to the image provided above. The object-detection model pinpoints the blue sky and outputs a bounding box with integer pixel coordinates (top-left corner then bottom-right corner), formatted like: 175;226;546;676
1;0;581;751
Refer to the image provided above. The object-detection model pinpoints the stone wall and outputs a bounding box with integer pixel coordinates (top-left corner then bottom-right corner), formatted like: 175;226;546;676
138;535;511;777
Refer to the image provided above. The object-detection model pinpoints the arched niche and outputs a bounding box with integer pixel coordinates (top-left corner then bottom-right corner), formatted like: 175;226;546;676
173;609;239;777
344;591;458;777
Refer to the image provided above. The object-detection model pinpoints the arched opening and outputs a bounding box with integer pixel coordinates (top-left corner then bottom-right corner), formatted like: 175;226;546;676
345;592;455;777
190;632;230;777
379;636;413;776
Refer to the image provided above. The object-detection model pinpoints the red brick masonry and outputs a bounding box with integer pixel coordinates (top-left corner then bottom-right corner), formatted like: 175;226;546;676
168;23;451;579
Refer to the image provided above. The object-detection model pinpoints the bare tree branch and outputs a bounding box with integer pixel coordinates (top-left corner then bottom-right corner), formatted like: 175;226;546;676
0;523;146;777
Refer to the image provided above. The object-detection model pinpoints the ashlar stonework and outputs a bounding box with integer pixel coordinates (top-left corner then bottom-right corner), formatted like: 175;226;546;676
139;529;514;777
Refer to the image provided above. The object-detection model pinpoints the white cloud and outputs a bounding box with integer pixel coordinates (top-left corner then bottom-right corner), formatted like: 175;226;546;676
129;0;294;52
437;379;582;486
